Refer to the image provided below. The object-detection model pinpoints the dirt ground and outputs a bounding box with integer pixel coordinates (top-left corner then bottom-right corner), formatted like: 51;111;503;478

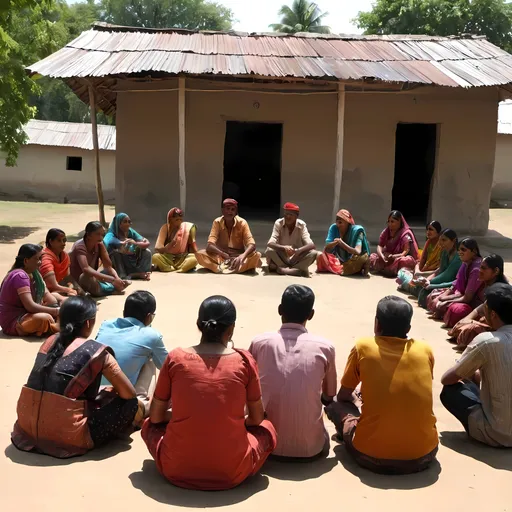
1;202;512;511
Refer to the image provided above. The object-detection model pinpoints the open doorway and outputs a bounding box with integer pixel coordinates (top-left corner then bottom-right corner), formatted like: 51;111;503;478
392;123;437;224
223;121;282;220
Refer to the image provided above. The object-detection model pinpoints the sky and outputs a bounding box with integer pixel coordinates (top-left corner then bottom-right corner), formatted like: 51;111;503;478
67;0;375;34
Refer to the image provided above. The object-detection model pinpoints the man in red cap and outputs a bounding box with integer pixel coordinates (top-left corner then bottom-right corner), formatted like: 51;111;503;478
266;202;317;276
195;198;261;273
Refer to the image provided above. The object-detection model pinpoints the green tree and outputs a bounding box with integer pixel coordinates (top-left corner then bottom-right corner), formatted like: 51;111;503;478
99;0;234;30
269;0;330;34
355;0;512;52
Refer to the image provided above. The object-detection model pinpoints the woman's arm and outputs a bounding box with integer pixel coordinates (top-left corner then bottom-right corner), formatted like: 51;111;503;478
376;245;387;262
417;244;428;271
99;244;120;280
102;354;137;400
19;292;59;317
44;273;76;295
134;238;151;249
154;225;167;253
245;398;265;427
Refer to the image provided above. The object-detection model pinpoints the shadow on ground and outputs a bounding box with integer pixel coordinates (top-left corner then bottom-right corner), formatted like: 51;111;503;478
0;226;38;244
262;455;338;481
333;445;441;489
440;431;512;470
129;459;268;507
4;438;132;466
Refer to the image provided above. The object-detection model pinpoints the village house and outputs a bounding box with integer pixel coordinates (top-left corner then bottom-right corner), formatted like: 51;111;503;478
493;100;512;205
27;23;512;235
0;119;115;204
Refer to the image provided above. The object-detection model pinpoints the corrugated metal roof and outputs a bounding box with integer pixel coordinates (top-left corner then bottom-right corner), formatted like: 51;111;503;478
25;120;116;151
498;101;512;134
27;24;512;88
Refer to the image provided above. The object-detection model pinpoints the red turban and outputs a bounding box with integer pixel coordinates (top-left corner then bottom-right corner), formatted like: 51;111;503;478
283;202;300;212
336;209;355;225
223;198;238;207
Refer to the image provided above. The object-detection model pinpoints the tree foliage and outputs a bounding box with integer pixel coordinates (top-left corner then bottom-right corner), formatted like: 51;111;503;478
270;0;330;34
355;0;512;52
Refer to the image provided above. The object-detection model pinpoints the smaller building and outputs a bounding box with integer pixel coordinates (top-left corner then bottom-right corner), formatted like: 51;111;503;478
0;120;116;204
493;101;512;204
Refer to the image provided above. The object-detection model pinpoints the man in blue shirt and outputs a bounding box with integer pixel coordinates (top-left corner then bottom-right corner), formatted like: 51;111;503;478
96;291;167;410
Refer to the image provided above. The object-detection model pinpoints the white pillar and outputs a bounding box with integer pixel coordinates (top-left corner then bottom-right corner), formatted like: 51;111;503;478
332;83;346;219
178;77;186;211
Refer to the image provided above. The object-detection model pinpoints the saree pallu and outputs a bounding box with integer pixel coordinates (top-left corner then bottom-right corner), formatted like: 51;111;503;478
152;222;197;273
422;239;442;272
448;318;490;347
40;248;70;283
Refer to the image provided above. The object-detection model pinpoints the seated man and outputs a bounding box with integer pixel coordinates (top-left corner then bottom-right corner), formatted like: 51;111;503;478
249;285;336;460
96;290;167;410
441;283;512;447
195;198;261;274
265;202;317;276
325;296;438;474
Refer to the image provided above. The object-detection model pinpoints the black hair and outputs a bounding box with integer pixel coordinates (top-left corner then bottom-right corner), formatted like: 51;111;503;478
83;221;103;241
37;296;97;380
459;237;481;257
376;296;413;339
280;285;315;324
10;243;42;271
485;283;512;324
482;254;509;284
440;228;458;248
45;228;65;248
428;220;442;234
197;295;236;344
388;210;404;229
124;291;156;323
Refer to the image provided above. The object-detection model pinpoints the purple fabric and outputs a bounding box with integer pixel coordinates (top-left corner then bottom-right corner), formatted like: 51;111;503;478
444;303;474;329
453;258;482;296
0;269;31;335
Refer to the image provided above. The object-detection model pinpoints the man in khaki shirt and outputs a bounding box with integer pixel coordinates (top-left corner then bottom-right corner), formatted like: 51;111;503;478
265;202;317;276
195;198;261;274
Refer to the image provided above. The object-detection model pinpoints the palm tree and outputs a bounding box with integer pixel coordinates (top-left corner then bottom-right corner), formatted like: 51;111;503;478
269;0;330;34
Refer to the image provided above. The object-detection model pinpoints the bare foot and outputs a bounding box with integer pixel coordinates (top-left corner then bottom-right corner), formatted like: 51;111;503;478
276;267;307;277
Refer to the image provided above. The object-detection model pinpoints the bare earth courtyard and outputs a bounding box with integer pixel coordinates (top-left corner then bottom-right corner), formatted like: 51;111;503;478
1;202;512;511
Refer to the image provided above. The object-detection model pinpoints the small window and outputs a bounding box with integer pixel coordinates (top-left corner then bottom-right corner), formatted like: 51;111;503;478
66;156;82;171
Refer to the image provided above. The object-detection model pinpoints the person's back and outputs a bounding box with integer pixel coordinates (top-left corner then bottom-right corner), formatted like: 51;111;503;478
250;285;336;458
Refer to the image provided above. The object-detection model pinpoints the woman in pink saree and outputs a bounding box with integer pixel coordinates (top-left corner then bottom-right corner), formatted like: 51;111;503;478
369;210;419;277
152;208;198;273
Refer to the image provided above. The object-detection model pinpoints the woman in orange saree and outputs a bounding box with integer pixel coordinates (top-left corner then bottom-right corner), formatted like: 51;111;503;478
152;208;198;273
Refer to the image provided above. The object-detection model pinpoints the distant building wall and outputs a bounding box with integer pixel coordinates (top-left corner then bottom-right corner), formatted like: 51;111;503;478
0;145;115;204
493;133;512;202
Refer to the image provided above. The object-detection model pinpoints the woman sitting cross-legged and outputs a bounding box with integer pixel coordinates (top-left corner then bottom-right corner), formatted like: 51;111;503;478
427;237;483;328
69;221;130;297
11;296;142;458
152;207;198;273
0;244;59;337
369;210;419;277
40;228;85;303
316;209;370;276
416;229;462;308
103;213;152;281
141;295;277;490
448;254;509;348
397;220;442;293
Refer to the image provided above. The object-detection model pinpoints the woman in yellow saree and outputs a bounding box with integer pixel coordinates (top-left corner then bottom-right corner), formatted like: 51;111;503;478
152;208;198;273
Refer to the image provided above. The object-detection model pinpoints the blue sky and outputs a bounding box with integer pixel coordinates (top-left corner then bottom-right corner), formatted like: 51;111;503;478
67;0;375;34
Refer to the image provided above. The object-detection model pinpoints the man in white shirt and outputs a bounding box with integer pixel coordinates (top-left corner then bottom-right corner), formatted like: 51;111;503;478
441;283;512;447
265;202;317;277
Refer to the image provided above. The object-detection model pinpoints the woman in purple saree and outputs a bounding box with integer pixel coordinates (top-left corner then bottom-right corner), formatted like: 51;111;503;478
369;210;419;277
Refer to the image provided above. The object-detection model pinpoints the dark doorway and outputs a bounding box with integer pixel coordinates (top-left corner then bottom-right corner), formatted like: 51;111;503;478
392;123;437;224
223;121;282;219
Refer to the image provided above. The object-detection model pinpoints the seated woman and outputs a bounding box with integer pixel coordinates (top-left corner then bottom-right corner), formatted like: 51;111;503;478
427;237;483;328
417;229;462;308
152;207;198;273
11;296;142;458
0;244;59;337
40;228;84;303
397;220;442;293
69;222;130;297
316;209;370;276
448;254;509;347
141;295;277;490
103;213;152;280
369;210;419;277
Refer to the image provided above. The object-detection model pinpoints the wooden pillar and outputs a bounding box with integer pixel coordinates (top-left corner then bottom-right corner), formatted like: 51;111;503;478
332;83;346;220
178;77;186;211
88;84;106;227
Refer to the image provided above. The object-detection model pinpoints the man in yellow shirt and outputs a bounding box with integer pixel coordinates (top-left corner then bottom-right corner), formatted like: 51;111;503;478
326;296;438;474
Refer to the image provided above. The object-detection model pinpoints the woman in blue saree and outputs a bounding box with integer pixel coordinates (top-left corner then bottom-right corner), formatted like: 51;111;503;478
317;209;370;276
103;213;152;280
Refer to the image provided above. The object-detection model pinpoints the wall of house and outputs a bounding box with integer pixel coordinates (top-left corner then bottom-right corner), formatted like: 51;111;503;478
492;133;512;202
0;145;115;204
116;79;498;237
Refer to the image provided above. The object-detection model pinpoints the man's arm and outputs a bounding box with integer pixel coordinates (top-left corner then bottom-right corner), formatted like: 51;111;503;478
321;346;337;405
267;220;288;252
150;333;169;369
441;341;485;386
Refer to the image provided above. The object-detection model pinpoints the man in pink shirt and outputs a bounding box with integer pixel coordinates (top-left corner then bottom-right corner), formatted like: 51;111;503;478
249;285;337;460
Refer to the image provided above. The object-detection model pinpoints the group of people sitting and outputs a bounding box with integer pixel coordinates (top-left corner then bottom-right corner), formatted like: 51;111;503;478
9;282;512;490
